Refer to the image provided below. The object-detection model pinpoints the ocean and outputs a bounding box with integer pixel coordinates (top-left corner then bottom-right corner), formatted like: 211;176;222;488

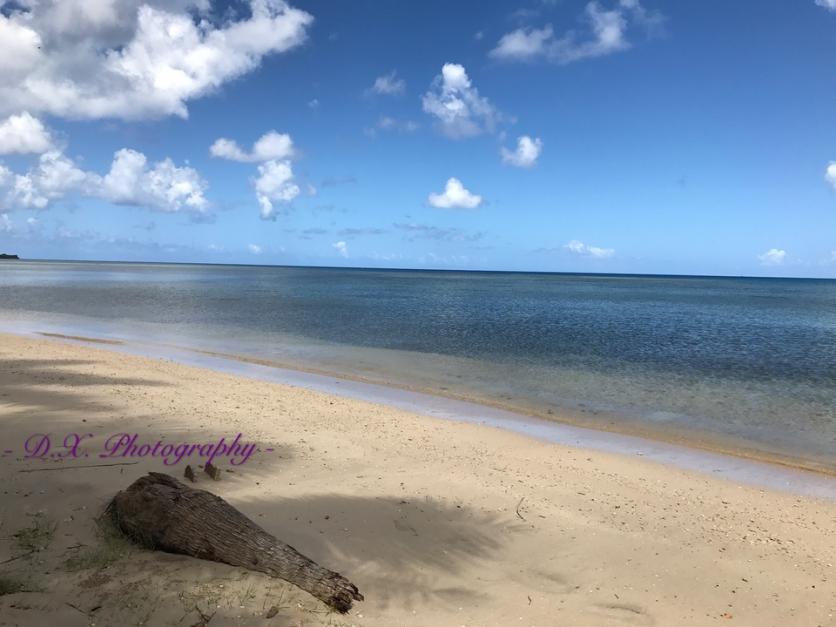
1;260;834;471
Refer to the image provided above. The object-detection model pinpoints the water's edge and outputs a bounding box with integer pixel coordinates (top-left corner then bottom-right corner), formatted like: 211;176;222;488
7;327;836;501
4;261;836;475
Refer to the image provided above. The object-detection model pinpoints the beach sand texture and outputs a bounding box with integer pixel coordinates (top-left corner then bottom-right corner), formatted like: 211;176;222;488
0;334;834;626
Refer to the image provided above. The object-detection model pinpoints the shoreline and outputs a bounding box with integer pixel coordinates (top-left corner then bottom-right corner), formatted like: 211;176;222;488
190;347;836;480
7;329;836;500
1;300;833;479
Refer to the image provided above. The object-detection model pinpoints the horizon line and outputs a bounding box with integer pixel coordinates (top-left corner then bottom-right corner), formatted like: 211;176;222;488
6;256;835;282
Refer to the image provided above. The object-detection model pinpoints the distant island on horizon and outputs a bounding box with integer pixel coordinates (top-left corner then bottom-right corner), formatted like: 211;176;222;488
0;254;20;260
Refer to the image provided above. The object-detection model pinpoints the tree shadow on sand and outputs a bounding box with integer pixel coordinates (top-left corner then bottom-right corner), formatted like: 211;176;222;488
229;492;523;610
2;484;521;623
0;347;524;620
0;357;171;420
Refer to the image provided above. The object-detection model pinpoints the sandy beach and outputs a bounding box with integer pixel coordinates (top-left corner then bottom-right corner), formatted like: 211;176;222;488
0;333;834;626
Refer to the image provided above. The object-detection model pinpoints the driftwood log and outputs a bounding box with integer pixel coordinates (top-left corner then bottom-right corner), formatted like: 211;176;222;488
106;472;363;612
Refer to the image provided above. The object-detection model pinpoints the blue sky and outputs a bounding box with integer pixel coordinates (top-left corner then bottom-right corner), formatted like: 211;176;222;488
0;0;835;277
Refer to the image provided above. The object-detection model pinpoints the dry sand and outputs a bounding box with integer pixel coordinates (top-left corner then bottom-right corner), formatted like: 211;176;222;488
0;333;834;626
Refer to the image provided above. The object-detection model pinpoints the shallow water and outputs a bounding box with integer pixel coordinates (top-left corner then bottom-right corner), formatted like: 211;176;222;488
1;260;834;469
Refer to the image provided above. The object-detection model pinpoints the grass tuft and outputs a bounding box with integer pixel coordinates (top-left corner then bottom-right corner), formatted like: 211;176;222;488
13;513;55;553
0;575;40;596
64;516;135;572
0;576;26;596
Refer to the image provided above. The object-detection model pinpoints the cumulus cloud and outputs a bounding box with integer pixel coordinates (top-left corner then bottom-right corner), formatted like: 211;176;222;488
427;177;483;210
369;71;405;96
211;129;299;219
248;243;262;254
816;0;836;10
0;147;208;214
490;25;556;62
100;149;208;212
7;150;91;209
422;63;498;138
0;213;11;233
501;135;543;167
758;248;786;266
564;239;615;258
255;159;299;220
332;240;348;258
490;0;660;64
0;0;313;120
825;161;836;189
0;113;54;155
210;131;294;162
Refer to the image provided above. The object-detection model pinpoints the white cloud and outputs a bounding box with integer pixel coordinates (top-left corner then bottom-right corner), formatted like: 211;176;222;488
9;150;91;209
422;63;498;138
308;98;319;108
212;130;299;218
490;25;556;62
564;239;615;258
252;132;295;161
0;10;42;84
210;131;294;162
248;243;262;254
490;0;658;64
0;147;208;213
501;135;543;167
209;138;247;162
100;148;208;212
816;0;836;10
825;161;836;189
428;177;483;210
332;240;348;258
0;0;313;120
0;113;53;155
255;159;299;220
369;71;405;96
758;248;786;266
0;213;11;233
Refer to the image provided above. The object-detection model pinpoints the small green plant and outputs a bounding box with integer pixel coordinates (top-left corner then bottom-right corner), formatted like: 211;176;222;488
13;513;55;553
64;516;134;572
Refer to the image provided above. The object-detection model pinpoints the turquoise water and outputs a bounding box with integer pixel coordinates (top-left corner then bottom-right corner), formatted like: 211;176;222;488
1;260;834;468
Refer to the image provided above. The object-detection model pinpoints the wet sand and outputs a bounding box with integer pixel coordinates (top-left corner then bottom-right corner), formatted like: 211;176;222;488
0;333;834;626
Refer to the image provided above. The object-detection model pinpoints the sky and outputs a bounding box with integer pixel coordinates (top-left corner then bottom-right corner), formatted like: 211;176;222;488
0;0;835;277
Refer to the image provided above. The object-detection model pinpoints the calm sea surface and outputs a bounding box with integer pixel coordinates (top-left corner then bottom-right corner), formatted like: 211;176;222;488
1;261;835;469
